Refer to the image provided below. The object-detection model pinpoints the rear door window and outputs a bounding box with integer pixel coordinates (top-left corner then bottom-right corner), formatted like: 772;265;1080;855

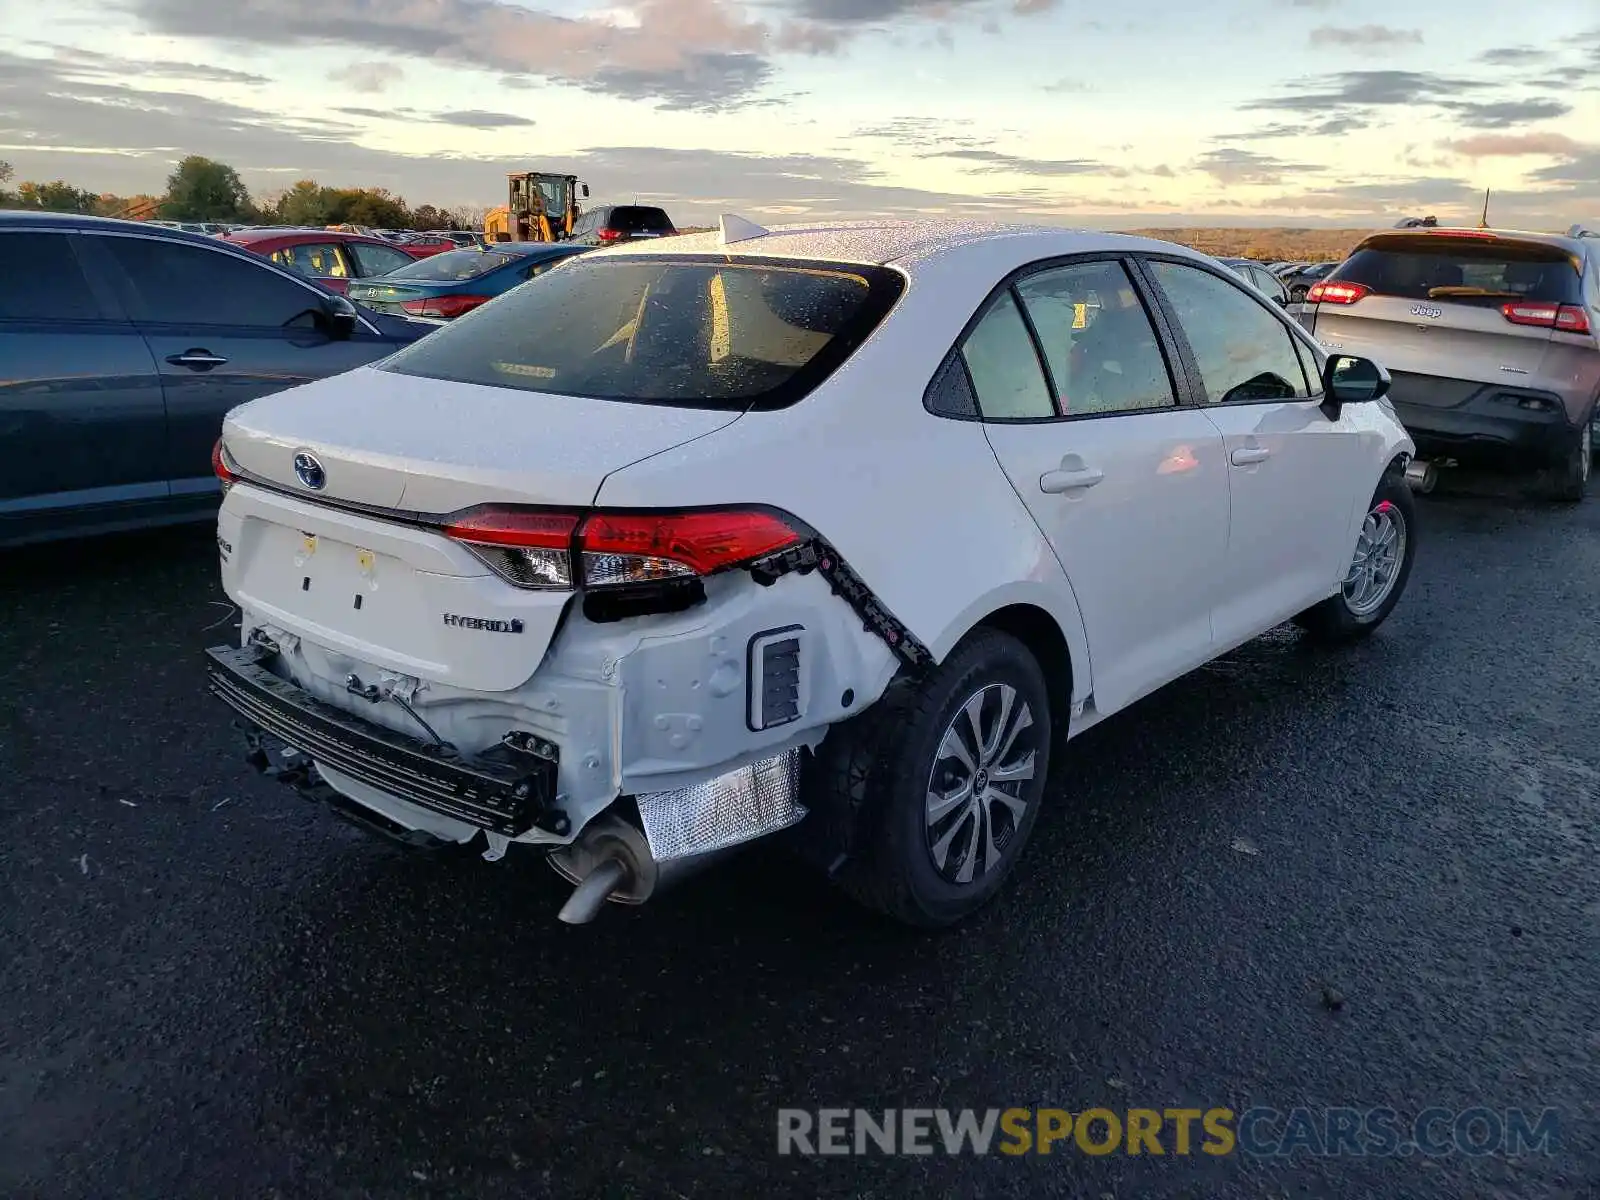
960;291;1054;420
378;255;904;410
97;236;328;328
1014;260;1177;417
0;232;104;321
1333;236;1584;307
269;243;349;278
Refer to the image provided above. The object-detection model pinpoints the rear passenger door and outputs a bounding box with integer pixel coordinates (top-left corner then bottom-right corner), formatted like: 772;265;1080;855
952;257;1231;715
0;228;168;537
81;232;395;500
1140;258;1364;644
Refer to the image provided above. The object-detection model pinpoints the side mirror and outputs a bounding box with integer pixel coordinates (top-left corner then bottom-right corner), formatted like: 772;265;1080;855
322;293;360;340
1320;354;1390;420
581;183;590;198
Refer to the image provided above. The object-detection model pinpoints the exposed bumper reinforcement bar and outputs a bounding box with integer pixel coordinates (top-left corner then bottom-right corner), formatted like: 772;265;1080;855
205;643;560;837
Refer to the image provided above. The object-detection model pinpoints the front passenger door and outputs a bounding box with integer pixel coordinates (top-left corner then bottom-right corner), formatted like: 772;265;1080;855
83;233;393;501
966;258;1231;715
1141;258;1365;647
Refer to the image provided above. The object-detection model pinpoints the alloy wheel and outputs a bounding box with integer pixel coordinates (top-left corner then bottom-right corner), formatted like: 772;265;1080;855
924;683;1039;885
1342;498;1407;617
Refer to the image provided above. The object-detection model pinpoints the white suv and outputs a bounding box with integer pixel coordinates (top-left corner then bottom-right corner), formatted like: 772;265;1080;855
206;219;1418;927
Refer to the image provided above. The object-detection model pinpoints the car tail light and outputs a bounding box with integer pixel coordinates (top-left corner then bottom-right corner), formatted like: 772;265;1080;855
596;228;623;243
441;508;581;589
212;438;239;491
401;294;491;319
579;510;801;586
1500;301;1592;334
437;506;802;593
1306;281;1369;305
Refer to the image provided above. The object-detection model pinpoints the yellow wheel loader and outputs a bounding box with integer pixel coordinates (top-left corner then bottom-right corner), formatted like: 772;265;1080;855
484;172;590;243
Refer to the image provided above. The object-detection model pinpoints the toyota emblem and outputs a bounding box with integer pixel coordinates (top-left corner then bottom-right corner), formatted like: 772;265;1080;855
293;451;326;490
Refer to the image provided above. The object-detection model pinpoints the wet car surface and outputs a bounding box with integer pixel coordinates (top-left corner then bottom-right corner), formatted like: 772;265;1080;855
2;485;1597;1198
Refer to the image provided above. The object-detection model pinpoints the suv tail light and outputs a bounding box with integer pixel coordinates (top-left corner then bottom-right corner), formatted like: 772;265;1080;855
439;506;801;592
401;294;491;319
1500;300;1592;335
212;438;239;491
1306;281;1370;305
596;228;623;243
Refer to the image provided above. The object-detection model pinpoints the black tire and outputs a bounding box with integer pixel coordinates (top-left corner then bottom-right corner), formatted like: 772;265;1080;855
811;629;1052;928
1538;421;1591;503
1295;470;1417;643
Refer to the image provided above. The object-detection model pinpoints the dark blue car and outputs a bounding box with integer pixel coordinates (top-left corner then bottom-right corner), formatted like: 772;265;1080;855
345;242;591;320
0;212;433;547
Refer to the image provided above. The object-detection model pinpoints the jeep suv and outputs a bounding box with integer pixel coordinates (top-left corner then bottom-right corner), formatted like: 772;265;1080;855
1301;224;1599;500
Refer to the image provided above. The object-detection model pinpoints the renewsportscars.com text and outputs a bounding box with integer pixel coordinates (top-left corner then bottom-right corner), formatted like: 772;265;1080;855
777;1106;1560;1158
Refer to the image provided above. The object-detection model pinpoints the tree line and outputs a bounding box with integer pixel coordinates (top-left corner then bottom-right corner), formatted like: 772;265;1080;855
0;155;485;231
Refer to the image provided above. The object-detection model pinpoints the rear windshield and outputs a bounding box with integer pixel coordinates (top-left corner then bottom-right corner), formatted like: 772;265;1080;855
383;248;532;281
378;255;905;410
608;206;674;233
1333;235;1583;307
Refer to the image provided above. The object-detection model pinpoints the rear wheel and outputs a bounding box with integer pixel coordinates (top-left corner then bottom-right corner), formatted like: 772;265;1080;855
817;629;1052;928
1295;472;1416;643
1540;421;1590;503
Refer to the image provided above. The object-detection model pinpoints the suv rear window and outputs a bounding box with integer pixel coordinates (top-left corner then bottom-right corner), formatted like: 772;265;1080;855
378;255;905;410
1334;234;1583;307
608;206;674;234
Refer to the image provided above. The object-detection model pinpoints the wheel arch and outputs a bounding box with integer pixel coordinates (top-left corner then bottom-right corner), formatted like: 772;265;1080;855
929;583;1089;714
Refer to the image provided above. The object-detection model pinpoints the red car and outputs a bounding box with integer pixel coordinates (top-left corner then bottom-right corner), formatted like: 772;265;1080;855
220;229;421;294
393;234;458;258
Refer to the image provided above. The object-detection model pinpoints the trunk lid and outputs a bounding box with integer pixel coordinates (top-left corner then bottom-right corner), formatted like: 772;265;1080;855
219;368;745;692
221;365;744;513
1310;296;1557;405
346;281;438;316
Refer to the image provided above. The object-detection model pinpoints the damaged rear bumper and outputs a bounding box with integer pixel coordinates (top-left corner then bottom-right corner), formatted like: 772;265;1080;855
206;642;565;838
207;639;811;920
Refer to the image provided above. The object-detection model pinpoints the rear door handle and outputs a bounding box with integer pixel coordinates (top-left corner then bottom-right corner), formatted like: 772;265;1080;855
1230;447;1271;466
166;349;229;370
1040;467;1105;494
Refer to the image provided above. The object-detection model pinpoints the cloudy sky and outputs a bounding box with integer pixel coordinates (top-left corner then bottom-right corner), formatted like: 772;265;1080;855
0;0;1595;227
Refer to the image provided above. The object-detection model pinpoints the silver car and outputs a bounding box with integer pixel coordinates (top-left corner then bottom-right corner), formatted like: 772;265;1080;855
1301;223;1599;501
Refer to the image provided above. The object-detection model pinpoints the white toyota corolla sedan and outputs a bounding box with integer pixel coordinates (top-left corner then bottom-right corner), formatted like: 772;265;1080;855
206;217;1418;928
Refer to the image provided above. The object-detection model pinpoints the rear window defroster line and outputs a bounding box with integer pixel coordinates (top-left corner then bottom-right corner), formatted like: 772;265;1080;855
748;539;933;672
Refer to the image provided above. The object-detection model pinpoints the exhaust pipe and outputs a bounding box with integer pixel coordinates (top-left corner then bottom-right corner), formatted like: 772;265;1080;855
548;815;658;924
1404;459;1437;494
547;812;739;924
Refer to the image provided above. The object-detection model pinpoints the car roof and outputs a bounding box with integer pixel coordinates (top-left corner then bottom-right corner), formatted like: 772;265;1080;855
597;218;1216;275
0;210;227;246
225;229;390;246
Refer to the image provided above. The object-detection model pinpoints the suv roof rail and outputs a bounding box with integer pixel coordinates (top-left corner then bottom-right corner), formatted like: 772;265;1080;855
1566;223;1598;239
